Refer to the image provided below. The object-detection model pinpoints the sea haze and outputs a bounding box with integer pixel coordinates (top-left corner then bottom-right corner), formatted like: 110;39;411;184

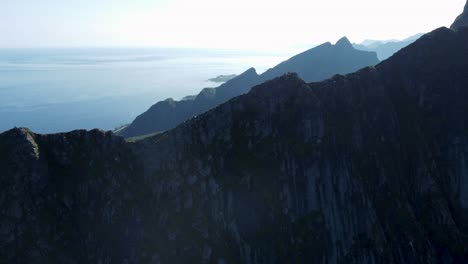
0;48;286;133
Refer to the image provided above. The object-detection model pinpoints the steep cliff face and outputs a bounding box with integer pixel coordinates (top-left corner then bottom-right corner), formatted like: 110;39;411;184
132;28;468;263
451;0;468;30
0;128;147;263
118;39;379;138
1;27;468;263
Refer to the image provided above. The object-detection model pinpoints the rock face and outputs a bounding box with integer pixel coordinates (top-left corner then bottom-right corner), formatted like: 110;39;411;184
118;38;379;138
1;27;468;263
0;128;145;263
451;0;468;30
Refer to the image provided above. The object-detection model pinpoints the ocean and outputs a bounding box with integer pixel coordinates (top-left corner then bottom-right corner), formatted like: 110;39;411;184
0;48;287;133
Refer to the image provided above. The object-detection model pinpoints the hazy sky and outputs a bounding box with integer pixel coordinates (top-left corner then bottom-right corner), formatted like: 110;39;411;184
0;0;465;49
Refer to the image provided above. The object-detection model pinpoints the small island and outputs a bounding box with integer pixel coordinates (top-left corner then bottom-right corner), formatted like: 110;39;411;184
208;74;237;83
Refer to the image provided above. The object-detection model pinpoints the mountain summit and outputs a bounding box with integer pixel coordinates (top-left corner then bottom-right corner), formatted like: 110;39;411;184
451;0;468;30
335;36;353;48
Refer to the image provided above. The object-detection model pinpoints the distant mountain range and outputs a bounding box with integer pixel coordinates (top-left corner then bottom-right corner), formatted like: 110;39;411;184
353;33;424;60
117;37;379;138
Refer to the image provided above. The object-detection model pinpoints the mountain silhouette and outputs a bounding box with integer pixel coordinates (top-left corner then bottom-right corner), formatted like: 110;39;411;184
118;38;378;138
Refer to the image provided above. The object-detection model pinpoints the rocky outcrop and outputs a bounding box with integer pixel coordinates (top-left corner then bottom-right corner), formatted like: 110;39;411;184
451;0;468;30
1;27;468;263
118;38;379;138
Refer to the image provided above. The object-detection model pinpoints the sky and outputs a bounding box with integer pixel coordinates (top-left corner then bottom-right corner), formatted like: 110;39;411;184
0;0;465;50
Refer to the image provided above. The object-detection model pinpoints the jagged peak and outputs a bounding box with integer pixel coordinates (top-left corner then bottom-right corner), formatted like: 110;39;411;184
451;0;468;30
1;127;40;160
335;36;353;49
240;67;258;76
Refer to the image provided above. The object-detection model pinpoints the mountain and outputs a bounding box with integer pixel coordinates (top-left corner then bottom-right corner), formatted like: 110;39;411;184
118;67;260;138
353;33;424;60
451;0;468;30
117;38;379;138
2;26;468;263
260;37;377;82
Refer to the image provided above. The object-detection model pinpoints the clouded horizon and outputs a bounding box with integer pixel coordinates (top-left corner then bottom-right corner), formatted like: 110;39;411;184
1;0;465;50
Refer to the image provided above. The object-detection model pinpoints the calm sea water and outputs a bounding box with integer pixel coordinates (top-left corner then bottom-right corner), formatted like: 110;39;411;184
0;48;287;133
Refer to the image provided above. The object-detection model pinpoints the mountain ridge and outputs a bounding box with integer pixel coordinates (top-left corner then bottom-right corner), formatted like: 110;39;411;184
117;38;379;138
